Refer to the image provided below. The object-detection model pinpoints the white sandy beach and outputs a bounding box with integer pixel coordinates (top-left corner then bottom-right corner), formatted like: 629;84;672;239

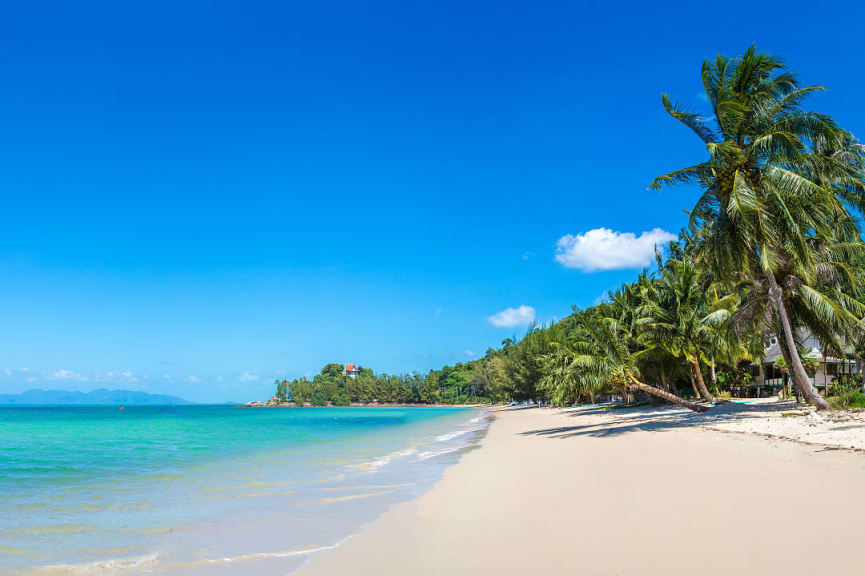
298;403;865;576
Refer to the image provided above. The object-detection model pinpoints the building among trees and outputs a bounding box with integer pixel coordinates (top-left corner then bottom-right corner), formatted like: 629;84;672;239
748;330;858;396
342;364;361;378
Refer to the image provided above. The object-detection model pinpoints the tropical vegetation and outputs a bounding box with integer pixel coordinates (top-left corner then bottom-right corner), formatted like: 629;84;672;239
274;361;499;405
277;47;865;412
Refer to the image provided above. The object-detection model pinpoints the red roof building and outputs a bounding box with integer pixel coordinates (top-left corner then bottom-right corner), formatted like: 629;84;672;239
343;364;361;378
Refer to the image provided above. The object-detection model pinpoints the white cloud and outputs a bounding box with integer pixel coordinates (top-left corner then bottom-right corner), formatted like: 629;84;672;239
36;369;143;384
185;375;202;383
463;350;475;357
554;227;677;272
45;369;91;382
239;372;260;382
488;305;536;328
3;368;10;376
102;370;140;383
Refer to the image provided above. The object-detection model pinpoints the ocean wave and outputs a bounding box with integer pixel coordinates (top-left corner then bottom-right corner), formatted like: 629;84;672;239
172;533;359;570
354;447;417;471
199;543;341;563
27;553;160;575
321;482;416;492
27;536;362;575
436;420;489;443
435;429;471;442
317;489;396;504
415;446;464;461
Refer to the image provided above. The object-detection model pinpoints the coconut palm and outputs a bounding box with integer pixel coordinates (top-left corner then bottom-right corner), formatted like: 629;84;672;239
570;308;708;413
773;346;820;398
639;255;738;404
731;238;865;399
540;340;609;405
651;46;865;409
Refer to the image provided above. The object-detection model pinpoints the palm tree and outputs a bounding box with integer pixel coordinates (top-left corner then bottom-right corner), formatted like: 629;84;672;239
651;47;865;410
773;347;819;399
540;340;608;405
571;309;708;413
732;239;865;401
639;255;737;404
539;341;580;405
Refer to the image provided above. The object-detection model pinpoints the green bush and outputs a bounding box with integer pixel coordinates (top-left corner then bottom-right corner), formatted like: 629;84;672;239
829;390;865;410
311;389;329;407
827;374;862;397
331;391;351;406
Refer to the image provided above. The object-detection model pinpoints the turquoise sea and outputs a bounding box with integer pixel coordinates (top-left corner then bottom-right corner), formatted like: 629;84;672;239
0;406;490;575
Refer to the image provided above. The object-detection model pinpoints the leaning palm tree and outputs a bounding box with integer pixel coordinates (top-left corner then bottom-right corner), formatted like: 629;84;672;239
639;255;736;404
732;239;865;399
651;46;865;409
571;308;709;413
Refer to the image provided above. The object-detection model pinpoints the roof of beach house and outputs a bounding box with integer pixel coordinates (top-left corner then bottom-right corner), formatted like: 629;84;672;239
759;328;854;364
344;364;359;372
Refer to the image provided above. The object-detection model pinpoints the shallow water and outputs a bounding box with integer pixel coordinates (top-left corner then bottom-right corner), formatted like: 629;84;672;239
0;405;490;575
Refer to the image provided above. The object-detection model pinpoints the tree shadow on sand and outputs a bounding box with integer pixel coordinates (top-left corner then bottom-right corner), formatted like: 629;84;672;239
517;401;807;440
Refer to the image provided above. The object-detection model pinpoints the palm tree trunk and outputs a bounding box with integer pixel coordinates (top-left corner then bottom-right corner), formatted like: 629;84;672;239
825;353;830;393
710;355;718;394
628;377;708;413
688;370;703;400
692;359;717;403
776;331;796;400
765;268;831;410
668;374;681;396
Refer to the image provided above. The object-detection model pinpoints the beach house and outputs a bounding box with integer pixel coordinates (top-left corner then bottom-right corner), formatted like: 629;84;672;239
746;329;858;396
343;364;361;378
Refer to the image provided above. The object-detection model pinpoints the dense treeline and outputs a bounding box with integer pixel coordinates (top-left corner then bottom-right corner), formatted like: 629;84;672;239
275;363;434;405
273;322;587;405
278;47;865;411
273;362;492;405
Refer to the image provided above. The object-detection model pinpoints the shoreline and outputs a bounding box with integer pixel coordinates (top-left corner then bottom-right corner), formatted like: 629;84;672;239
240;402;492;408
5;406;490;576
296;404;865;576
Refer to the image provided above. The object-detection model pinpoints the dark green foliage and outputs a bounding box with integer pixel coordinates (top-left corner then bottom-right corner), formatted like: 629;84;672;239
275;379;289;401
310;389;329;407
829;391;865;409
828;374;862;397
274;363;488;406
331;391;351;406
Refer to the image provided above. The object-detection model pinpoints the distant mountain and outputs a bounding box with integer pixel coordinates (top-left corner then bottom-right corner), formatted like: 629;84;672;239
0;388;194;406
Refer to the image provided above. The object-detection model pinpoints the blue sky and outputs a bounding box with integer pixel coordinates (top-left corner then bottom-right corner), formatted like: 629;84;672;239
1;1;863;402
